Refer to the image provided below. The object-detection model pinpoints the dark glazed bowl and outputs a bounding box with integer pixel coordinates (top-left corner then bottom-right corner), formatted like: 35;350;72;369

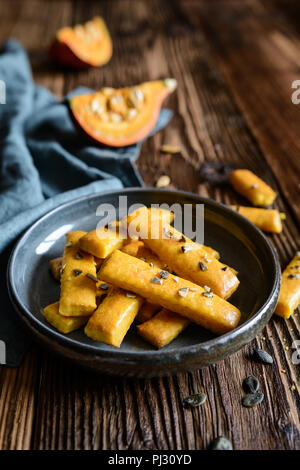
7;188;280;377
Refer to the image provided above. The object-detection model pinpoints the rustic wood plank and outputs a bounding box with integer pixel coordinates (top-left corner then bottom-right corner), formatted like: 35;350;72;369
0;0;300;450
0;349;37;450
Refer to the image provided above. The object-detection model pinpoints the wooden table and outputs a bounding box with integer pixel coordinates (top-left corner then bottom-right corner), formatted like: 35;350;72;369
1;0;299;450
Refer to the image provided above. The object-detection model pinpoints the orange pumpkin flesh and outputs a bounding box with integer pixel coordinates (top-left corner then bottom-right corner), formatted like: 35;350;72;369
69;79;177;147
50;16;112;68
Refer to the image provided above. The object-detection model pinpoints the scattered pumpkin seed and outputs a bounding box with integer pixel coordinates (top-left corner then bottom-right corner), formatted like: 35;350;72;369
183;393;206;408
210;436;233;450
173;276;179;283
65;241;73;248
242;392;264;408
160;144;181;154
199;261;208;271
86;273;98;283
199;162;233;185
126;292;137;298
139;257;146;262
149;262;154;267
156;175;171;188
203;285;211;292
60;264;66;275
159;270;169;279
73;269;82;277
151;277;163;285
178;287;189;297
253;348;273;364
250;183;258;189
99;283;109;291
189;287;198;292
243;376;260;394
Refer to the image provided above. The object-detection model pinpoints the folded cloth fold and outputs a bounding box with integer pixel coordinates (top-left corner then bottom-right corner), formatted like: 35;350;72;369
0;40;173;366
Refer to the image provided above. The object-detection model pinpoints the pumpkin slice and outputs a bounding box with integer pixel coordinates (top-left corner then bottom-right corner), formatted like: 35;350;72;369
69;79;177;147
50;16;112;68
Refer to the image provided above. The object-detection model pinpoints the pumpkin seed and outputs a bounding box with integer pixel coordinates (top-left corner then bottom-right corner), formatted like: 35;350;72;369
109;112;123;123
203;285;211;292
126;292;137;298
160;144;181;154
183;393;206;408
126;108;138;121
250;183;258;189
73;269;82;277
178;287;189;298
173;276;179;283
210;436;233;450
202;291;213;298
86;273;98;283
163;228;173;238
253;348;273;364
288;274;300;279
151;277;162;285
159;270;169;279
101;87;115;96
156;175;171;188
163;78;177;91
99;283;109;291
199;162;233;184
243;376;260;394
199;261;208;271
65;241;73;248
242;392;264;408
181;245;193;253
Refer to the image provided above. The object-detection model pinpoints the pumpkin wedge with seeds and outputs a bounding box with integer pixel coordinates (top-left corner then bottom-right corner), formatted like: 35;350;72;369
69;79;177;147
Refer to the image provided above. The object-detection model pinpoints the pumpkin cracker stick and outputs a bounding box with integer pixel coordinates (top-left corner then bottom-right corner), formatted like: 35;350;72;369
121;239;165;322
275;252;300;319
49;256;103;281
99;250;241;335
44;302;88;334
85;287;143;347
59;231;97;316
229;169;277;207
137;308;190;348
140;224;239;299
230;205;283;234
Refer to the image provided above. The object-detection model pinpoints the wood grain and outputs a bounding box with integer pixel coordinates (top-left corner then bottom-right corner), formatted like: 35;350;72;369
0;0;299;450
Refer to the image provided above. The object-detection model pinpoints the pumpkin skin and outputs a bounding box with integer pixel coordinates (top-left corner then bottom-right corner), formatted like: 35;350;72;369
69;79;177;147
50;16;112;68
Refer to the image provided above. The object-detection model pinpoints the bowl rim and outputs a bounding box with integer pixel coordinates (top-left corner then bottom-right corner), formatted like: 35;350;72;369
7;187;281;362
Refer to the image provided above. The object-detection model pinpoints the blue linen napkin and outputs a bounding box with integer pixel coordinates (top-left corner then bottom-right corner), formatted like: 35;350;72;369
0;40;173;366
